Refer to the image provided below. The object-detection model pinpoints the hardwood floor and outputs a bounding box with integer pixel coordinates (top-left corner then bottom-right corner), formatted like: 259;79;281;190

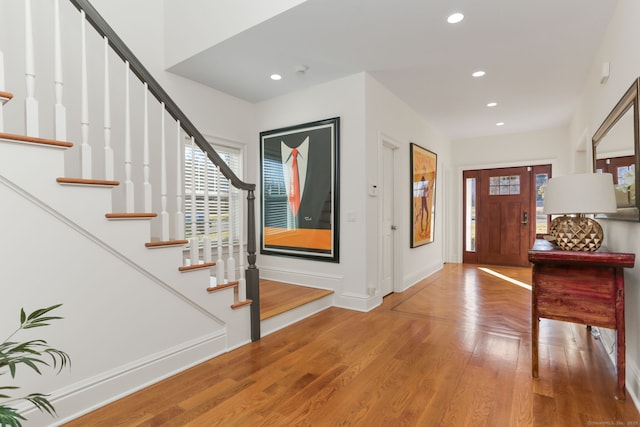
64;264;640;426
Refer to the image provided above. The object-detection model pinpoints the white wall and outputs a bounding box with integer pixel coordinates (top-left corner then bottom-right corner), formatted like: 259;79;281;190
255;73;372;310
163;0;308;67
253;72;451;310
364;74;450;292
569;0;640;407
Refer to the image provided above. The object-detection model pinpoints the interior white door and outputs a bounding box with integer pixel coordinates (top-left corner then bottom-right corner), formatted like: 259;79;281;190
381;144;396;296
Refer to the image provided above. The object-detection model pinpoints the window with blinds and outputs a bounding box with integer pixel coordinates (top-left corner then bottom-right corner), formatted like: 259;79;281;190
184;141;242;246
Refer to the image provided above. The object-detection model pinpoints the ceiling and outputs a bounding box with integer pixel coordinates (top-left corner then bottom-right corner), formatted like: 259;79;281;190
167;0;617;141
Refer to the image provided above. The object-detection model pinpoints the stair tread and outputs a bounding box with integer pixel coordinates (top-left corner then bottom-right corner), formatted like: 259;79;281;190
57;177;120;186
260;280;334;320
0;132;73;148
178;262;216;272
106;212;158;219
231;299;252;309
207;281;240;293
145;240;189;248
0;91;14;104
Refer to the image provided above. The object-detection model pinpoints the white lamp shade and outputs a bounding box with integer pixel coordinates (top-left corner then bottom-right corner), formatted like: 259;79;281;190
543;173;617;215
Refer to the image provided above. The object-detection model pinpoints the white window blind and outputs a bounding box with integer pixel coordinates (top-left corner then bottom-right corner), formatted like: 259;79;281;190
184;141;242;246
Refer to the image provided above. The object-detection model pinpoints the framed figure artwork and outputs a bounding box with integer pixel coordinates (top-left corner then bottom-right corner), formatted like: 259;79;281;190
260;117;340;262
410;143;437;247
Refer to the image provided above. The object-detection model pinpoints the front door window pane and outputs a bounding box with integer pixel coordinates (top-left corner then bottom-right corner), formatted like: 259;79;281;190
465;177;476;251
536;173;549;234
489;175;520;195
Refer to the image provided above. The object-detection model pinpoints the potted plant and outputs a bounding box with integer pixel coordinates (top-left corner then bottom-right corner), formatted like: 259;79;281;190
0;304;70;427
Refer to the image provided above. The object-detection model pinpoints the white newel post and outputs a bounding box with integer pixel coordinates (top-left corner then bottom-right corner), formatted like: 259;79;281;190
103;36;114;181
24;0;39;137
216;166;225;285
227;178;237;282
175;121;185;240
80;11;92;178
53;0;66;141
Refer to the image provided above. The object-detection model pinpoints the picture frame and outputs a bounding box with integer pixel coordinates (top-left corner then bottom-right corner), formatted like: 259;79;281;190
410;143;437;247
260;117;340;262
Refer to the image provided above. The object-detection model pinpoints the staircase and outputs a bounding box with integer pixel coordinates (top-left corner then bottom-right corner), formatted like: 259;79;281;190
0;1;265;424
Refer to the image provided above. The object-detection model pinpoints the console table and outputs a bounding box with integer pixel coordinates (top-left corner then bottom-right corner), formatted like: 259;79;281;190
528;239;635;399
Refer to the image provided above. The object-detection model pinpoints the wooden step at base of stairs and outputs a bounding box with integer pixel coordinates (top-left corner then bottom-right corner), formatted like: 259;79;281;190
231;299;252;309
106;212;157;220
145;240;189;248
207;281;239;293
0;132;73;148
57;177;120;187
178;262;216;272
260;280;334;321
0;91;14;104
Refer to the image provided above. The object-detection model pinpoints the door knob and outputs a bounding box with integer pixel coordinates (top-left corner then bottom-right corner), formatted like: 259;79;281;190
521;211;529;225
391;225;397;230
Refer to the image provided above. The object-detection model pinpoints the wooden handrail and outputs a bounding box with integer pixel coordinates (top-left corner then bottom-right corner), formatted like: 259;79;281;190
67;0;254;192
67;0;260;340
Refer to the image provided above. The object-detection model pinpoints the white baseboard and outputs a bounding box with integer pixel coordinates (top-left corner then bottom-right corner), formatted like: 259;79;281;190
400;261;444;292
24;331;228;426
260;266;342;290
335;292;382;312
625;361;640;412
597;327;617;365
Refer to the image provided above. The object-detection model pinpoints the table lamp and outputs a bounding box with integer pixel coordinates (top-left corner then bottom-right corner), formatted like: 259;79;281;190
543;173;617;251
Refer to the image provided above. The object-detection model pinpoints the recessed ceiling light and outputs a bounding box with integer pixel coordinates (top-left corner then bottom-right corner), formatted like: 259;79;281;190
447;13;464;24
472;70;486;78
496;122;505;126
270;74;282;81
487;102;497;107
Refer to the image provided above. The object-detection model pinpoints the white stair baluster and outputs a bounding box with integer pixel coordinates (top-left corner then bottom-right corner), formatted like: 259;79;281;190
203;156;212;263
53;0;66;141
189;137;199;264
80;11;91;178
238;191;246;301
160;104;169;241
143;84;152;212
175;121;184;240
103;36;113;181
24;0;39;137
124;61;134;212
216;166;225;285
227;178;236;282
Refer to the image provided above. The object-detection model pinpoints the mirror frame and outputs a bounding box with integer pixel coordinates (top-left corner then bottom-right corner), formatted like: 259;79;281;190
592;77;640;221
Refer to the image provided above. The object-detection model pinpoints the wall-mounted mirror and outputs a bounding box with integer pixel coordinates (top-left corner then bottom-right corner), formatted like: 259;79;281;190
592;77;640;221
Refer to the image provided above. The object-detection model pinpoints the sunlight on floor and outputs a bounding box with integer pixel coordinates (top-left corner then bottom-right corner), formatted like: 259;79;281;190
478;267;532;291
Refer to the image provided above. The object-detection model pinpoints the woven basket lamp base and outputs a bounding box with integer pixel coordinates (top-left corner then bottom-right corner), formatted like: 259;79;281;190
550;215;604;252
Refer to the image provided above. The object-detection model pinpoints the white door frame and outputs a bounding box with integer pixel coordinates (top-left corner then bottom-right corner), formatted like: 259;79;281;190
378;132;401;295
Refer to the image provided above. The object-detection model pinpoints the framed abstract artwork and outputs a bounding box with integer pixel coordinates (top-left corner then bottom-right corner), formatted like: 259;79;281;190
410;143;437;247
260;117;340;262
